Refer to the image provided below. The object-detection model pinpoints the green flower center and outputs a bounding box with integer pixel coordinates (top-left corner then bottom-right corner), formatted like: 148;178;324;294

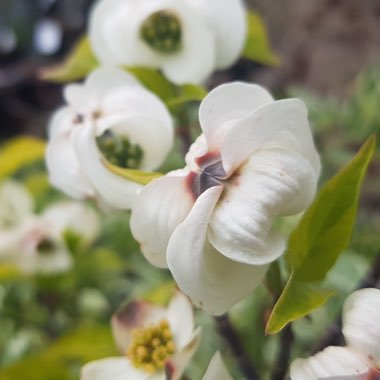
127;319;176;373
140;10;182;54
96;131;143;169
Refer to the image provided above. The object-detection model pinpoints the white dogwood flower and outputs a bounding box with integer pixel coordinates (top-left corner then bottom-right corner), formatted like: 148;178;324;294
0;180;34;228
89;0;247;84
46;67;173;209
290;288;380;380
0;200;99;275
131;82;320;315
81;292;201;380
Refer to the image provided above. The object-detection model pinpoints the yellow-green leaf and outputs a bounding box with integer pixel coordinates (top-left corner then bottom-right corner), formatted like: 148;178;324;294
0;137;46;179
40;37;98;83
0;264;22;282
242;11;280;67
167;84;207;110
267;279;335;334
104;161;163;185
126;68;207;109
142;281;176;306
0;325;117;380
126;67;177;102
266;135;376;334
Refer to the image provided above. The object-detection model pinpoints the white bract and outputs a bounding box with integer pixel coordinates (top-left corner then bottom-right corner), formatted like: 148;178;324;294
290;288;380;380
46;67;173;209
89;0;247;84
203;352;233;380
0;181;100;275
131;82;320;315
81;292;201;380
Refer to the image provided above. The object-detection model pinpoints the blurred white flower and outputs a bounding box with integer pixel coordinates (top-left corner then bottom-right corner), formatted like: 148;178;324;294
131;82;320;315
0;198;100;275
203;352;233;380
46;67;174;209
42;201;100;246
0;180;34;228
290;288;380;380
0;216;73;275
89;0;247;84
81;292;201;380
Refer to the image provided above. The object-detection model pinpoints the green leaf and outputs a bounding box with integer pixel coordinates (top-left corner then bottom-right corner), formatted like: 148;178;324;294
126;67;177;102
242;11;280;67
167;84;207;110
266;135;376;334
126;67;207;108
103;160;163;185
142;281;176;306
0;137;45;179
40;37;98;83
0;325;117;380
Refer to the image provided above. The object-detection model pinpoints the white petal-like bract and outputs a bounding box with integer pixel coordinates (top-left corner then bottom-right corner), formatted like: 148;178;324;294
131;82;320;314
290;346;371;380
343;288;380;365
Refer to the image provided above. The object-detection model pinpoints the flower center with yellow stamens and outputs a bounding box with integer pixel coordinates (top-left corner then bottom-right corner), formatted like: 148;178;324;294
96;130;143;169
140;10;182;54
127;319;176;373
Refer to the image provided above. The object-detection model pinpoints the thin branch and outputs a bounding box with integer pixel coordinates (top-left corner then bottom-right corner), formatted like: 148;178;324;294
215;314;260;380
271;324;294;380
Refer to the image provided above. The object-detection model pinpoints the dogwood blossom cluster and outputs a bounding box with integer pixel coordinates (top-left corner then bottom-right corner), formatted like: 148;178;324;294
89;0;247;84
131;82;320;315
0;180;99;274
46;67;173;210
290;288;380;380
81;292;201;380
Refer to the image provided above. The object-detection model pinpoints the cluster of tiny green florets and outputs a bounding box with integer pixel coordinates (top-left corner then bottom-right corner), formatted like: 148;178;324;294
127;319;176;373
96;131;143;169
140;10;182;54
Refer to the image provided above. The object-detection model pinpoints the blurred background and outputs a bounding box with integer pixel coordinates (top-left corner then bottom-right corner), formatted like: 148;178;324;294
1;0;380;138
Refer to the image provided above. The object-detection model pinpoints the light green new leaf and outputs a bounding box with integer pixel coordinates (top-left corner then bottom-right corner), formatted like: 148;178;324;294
167;84;207;110
242;11;280;67
104;161;163;185
0;137;46;179
126;68;207;108
41;37;98;83
266;135;376;334
126;67;177;102
0;325;117;380
142;280;176;306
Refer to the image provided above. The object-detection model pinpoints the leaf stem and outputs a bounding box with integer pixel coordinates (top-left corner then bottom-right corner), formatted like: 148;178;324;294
215;314;260;380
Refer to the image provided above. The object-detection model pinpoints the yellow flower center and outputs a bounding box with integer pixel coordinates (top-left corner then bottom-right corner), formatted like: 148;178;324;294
140;11;182;54
127;319;176;373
